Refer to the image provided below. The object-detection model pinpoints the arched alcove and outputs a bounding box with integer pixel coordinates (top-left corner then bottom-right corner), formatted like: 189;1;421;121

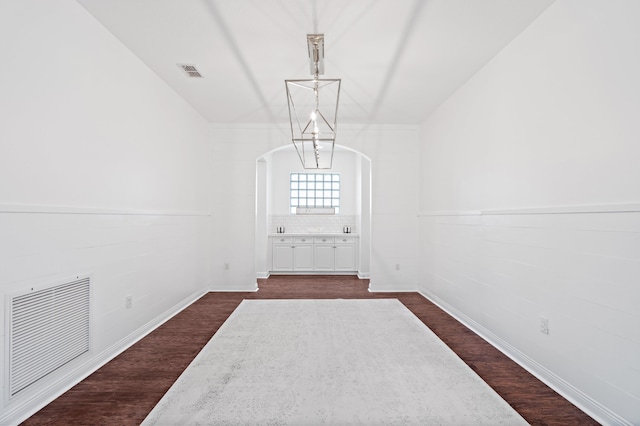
255;144;371;281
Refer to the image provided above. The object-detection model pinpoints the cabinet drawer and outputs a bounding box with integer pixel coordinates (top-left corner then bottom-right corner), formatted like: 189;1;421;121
294;237;312;244
273;236;293;243
335;237;356;245
314;237;334;244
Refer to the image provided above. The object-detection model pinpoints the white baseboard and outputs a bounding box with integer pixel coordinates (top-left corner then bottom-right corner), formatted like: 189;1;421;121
368;283;417;292
210;287;259;292
267;271;359;276
1;288;207;426
418;287;632;426
209;284;259;292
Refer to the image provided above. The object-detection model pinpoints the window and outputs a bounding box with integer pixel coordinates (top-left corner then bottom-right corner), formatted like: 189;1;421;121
290;173;340;214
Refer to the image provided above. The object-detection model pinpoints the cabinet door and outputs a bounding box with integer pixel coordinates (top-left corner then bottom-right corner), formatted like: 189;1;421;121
314;243;335;271
293;244;314;270
272;244;293;271
334;243;356;271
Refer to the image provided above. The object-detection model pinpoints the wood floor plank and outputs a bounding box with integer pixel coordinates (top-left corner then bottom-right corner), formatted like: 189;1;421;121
22;275;598;425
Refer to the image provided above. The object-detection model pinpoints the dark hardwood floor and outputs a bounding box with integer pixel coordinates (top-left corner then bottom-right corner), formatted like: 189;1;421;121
23;275;598;425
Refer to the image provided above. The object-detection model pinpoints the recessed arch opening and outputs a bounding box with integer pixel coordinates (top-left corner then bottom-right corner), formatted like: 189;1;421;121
255;143;371;283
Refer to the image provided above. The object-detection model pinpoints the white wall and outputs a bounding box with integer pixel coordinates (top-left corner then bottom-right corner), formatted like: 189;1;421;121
209;124;419;291
366;126;420;290
418;1;640;424
208;125;283;289
0;1;211;422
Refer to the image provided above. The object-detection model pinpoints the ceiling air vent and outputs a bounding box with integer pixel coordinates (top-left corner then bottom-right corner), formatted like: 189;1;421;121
178;63;203;78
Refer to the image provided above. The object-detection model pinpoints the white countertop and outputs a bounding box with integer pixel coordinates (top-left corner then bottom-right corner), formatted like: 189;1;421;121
269;233;359;237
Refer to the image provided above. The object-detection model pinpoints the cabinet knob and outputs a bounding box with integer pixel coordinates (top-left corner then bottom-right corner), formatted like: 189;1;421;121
322;239;327;242
301;238;306;242
280;239;285;242
342;239;347;242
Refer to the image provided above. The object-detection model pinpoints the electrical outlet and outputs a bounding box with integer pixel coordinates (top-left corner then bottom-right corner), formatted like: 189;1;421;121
126;295;132;309
540;317;549;335
395;264;400;271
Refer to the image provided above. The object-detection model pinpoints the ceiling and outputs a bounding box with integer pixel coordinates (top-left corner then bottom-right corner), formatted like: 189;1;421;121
76;0;554;125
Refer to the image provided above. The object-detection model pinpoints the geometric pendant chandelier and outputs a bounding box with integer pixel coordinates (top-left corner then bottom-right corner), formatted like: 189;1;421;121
285;34;341;169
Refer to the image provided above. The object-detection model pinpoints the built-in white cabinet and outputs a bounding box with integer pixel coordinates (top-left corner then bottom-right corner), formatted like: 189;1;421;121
271;236;314;271
313;237;336;271
272;237;294;270
313;236;357;271
270;235;358;273
334;236;357;271
293;237;313;271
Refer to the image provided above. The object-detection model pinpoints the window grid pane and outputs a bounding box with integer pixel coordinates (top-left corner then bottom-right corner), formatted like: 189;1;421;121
291;173;340;214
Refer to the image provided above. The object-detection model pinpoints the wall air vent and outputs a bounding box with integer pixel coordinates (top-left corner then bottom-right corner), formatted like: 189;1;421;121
8;276;90;398
178;63;203;78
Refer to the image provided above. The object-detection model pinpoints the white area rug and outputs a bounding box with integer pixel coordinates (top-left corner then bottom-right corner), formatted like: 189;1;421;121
142;299;528;425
